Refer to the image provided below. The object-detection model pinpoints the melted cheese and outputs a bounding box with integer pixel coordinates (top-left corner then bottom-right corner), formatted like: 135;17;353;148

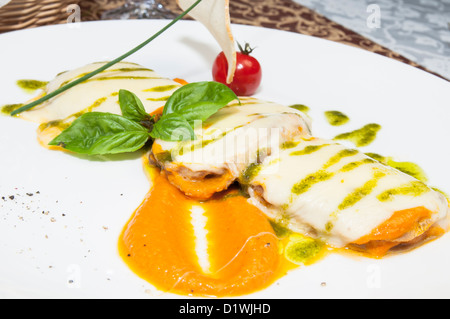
154;98;312;179
247;137;449;247
19;61;181;124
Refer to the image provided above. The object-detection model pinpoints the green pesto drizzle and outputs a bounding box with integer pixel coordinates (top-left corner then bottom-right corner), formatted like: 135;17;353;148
338;170;386;210
71;97;107;118
113;67;153;72
291;152;375;205
289;104;310;113
226;100;258;107
154;151;173;163
143;85;179;92
86;76;158;82
177;132;227;156
284;234;324;265
333;123;381;147
57;67;154;89
377;181;430;202
39;97;107;131
325;170;387;232
38;119;71;132
240;162;262;185
269;219;291;238
291;170;334;195
146;96;170;102
281;141;300;149
364;152;386;163
364;152;428;183
1;103;24;115
58;72;91;88
290;143;331;156
322;148;358;169
291;149;376;197
339;158;376;172
386;158;428;183
16;79;48;92
176;125;244;156
324;110;349;126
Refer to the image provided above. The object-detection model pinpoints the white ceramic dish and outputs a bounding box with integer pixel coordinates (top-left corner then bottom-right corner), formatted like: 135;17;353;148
0;20;449;299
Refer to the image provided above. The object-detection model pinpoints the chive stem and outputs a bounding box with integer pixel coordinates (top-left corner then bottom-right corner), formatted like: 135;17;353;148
11;0;202;116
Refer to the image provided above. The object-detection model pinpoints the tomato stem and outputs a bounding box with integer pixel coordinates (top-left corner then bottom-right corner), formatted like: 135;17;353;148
237;42;255;55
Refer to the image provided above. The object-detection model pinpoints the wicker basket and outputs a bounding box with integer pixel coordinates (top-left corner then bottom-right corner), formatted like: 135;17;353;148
0;0;80;33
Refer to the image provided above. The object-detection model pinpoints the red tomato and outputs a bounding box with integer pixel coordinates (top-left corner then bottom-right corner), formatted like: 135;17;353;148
212;43;262;96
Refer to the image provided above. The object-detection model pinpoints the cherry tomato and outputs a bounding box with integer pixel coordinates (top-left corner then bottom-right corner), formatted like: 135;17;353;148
212;43;262;96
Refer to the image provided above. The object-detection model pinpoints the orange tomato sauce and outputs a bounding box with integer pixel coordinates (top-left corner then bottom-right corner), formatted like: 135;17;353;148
118;164;294;297
351;206;445;257
118;159;448;296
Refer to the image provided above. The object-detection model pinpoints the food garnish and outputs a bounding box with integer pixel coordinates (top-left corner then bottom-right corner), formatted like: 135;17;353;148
49;82;238;154
213;42;262;96
178;0;236;83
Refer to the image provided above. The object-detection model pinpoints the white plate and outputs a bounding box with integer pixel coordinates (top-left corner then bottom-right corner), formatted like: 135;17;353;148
0;20;449;299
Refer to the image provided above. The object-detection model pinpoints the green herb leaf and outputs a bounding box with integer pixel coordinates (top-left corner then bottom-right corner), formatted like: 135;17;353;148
150;113;195;142
49;112;150;155
48;81;237;152
119;89;151;122
162;81;239;126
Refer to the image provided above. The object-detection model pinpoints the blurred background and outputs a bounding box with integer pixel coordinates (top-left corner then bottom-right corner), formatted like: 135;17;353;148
0;0;448;80
293;0;450;81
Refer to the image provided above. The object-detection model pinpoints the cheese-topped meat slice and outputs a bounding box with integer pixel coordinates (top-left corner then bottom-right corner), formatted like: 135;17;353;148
19;61;183;146
245;137;449;255
151;98;312;199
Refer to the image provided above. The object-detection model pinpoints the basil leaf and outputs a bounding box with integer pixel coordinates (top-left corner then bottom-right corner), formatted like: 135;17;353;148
119;89;150;122
162;81;238;125
150;113;195;141
49;112;150;155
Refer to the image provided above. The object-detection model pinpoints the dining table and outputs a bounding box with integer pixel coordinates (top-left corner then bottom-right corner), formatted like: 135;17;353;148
0;0;447;81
